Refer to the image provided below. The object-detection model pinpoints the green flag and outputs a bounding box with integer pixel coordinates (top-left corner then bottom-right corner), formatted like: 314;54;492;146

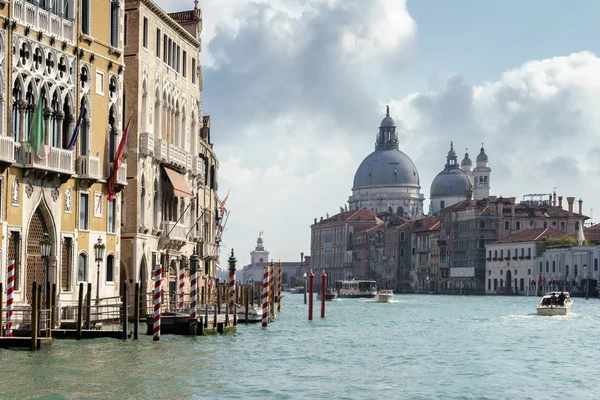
30;87;46;158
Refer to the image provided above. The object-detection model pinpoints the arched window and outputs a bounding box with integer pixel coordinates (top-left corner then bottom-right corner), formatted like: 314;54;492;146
575;222;580;231
595;258;598;272
78;253;88;281
62;97;72;149
80;101;89;156
574;265;578;276
504;221;509;230
108;106;117;162
400;248;405;257
140;174;146;227
560;221;565;231
12;82;23;140
543;221;548;229
545;261;549;273
516;221;521;231
50;91;60;147
552;260;556;273
153;179;160;228
397;207;404;217
106;254;115;282
141;82;147;132
539;261;542;274
565;265;569;276
25;83;36;139
154;91;161;138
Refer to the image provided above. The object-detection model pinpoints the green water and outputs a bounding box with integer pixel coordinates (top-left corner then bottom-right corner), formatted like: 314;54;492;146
2;294;600;399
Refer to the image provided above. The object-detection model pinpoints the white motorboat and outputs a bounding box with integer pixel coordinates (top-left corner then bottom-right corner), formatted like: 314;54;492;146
377;289;394;303
336;280;377;298
537;292;573;316
236;304;264;323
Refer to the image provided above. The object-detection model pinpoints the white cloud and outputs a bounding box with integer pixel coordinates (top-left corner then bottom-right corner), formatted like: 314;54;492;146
155;1;600;265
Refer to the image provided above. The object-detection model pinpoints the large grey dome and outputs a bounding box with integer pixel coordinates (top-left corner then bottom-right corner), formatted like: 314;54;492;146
430;168;472;197
353;149;420;189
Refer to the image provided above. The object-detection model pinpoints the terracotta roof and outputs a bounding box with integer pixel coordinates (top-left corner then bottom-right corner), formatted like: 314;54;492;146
313;208;381;226
584;224;600;243
168;8;202;24
413;216;442;233
489;228;569;244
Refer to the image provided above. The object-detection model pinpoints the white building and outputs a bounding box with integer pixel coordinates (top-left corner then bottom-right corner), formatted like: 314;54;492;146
539;246;600;293
348;107;424;219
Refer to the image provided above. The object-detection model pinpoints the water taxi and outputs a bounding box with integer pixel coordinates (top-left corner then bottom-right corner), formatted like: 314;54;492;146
537;291;573;316
336;280;377;298
376;289;394;303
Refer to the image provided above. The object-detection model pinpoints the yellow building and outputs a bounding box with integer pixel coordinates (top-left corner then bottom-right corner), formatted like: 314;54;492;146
1;1;126;309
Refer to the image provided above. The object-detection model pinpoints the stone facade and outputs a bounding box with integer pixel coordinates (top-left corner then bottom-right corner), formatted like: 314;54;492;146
1;0;126;307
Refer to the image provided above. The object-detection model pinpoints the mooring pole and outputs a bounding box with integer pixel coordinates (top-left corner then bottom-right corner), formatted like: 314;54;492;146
269;260;275;317
77;283;83;339
262;264;269;327
244;286;249;325
277;260;282;314
308;269;314;321
0;282;3;337
153;263;162;342
134;282;140;340
122;282;128;340
50;283;56;337
228;249;237;310
86;283;92;330
321;269;326;319
31;283;38;351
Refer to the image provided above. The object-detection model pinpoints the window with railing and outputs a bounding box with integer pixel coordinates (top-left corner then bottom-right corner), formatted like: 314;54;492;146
78;253;88;282
106;254;115;282
108;198;116;233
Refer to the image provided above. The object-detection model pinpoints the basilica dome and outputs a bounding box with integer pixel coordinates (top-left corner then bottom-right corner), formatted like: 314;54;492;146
353;149;420;189
430;142;472;198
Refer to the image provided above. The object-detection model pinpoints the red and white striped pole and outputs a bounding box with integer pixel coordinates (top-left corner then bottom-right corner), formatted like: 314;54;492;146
261;264;269;327
178;260;185;311
153;263;162;341
6;260;15;337
189;253;199;319
228;249;237;309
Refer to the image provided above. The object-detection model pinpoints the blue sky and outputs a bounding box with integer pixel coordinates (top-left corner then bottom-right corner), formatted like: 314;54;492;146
374;0;600;99
159;0;600;264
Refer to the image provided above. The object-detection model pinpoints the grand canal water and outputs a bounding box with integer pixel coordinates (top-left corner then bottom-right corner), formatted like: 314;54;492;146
2;294;600;399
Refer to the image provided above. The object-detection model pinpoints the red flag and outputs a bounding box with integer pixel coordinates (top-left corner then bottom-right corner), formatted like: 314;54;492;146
108;117;132;202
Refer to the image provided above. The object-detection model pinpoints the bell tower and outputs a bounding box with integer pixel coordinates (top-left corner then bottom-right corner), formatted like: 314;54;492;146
473;144;491;200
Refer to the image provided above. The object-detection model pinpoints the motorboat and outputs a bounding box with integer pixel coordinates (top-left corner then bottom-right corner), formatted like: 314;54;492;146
336;280;377;298
317;288;338;301
376;289;394;303
537;292;573;316
236;304;264;323
289;287;305;294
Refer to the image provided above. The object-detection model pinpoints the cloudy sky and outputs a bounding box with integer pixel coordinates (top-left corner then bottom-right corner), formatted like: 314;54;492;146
156;0;600;266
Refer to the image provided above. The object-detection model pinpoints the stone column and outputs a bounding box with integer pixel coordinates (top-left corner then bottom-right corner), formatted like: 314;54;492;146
44;107;53;146
56;111;65;148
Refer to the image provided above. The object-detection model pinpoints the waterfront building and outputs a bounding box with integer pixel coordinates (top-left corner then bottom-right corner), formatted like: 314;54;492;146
413;216;441;293
310;208;383;284
485;228;563;295
121;0;220;309
539;245;600;294
348;107;424;219
439;194;587;293
1;0;126;307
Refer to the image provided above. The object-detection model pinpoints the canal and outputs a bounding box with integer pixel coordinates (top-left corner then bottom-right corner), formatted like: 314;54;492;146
2;294;600;399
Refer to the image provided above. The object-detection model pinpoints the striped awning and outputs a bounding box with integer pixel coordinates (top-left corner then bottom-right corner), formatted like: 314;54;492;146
163;167;193;198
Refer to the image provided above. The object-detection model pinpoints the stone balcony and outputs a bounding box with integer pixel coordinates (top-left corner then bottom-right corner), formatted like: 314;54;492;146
139;132;154;157
203;242;219;260
117;162;127;185
161;221;188;250
76;155;100;181
0;136;16;171
17;142;74;179
13;0;75;44
155;139;188;171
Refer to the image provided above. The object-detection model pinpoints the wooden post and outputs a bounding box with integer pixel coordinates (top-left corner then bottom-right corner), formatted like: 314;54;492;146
244;286;249;325
250;284;254;306
122;282;128;340
269;260;275;317
217;283;221;314
308;270;314;321
321;270;326;319
233;303;237;326
0;282;3;337
213;304;217;328
31;282;39;351
225;304;229;327
277;260;282;314
201;285;205;308
77;282;83;339
86;282;92;329
205;304;209;329
50;283;56;336
134;282;140;340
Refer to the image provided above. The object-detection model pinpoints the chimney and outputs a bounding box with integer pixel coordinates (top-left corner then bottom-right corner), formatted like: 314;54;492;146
300;252;304;263
567;197;575;216
578;199;583;215
320;217;323;222
314;218;317;224
548;194;552;205
553;192;557;207
510;197;516;216
558;196;563;208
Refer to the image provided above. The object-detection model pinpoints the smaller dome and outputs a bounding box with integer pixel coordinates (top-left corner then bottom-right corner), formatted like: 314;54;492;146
257;237;263;244
380;105;395;127
477;146;488;162
461;151;472;166
430;169;472;198
447;141;457;159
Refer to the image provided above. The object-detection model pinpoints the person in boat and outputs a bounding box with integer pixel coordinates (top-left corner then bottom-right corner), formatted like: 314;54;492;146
558;292;566;306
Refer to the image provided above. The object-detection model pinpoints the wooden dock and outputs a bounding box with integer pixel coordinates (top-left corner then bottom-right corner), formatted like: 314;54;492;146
144;313;237;336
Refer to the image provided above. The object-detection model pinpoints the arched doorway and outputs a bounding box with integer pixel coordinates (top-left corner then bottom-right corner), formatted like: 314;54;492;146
26;209;49;304
139;257;148;316
168;261;177;311
506;270;512;295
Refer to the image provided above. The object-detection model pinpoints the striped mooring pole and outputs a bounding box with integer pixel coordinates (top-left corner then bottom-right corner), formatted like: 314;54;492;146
178;259;185;311
261;264;269;327
153;263;162;341
269;260;275;317
190;253;199;319
228;249;237;309
277;260;282;313
6;260;15;337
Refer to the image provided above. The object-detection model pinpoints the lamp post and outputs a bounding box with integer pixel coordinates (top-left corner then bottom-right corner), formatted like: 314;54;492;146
303;272;307;304
40;232;51;309
94;237;106;316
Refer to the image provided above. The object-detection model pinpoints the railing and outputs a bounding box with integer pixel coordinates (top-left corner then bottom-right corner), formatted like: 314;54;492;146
155;139;168;161
162;221;188;242
117;162;127;185
18;143;74;175
140;132;154;156
13;0;75;43
168;143;187;168
0;136;16;163
153;139;190;170
417;246;430;254
204;242;220;259
77;155;100;179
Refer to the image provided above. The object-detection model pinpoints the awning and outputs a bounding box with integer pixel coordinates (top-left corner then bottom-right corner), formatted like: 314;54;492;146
215;263;224;271
164;167;193;198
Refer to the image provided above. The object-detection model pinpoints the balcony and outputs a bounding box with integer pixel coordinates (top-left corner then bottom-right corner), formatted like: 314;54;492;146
203;242;219;260
154;139;189;171
13;0;75;43
17;142;74;178
417;246;430;254
77;155;100;181
140;133;154;157
0;136;16;169
117;162;127;185
162;221;188;242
